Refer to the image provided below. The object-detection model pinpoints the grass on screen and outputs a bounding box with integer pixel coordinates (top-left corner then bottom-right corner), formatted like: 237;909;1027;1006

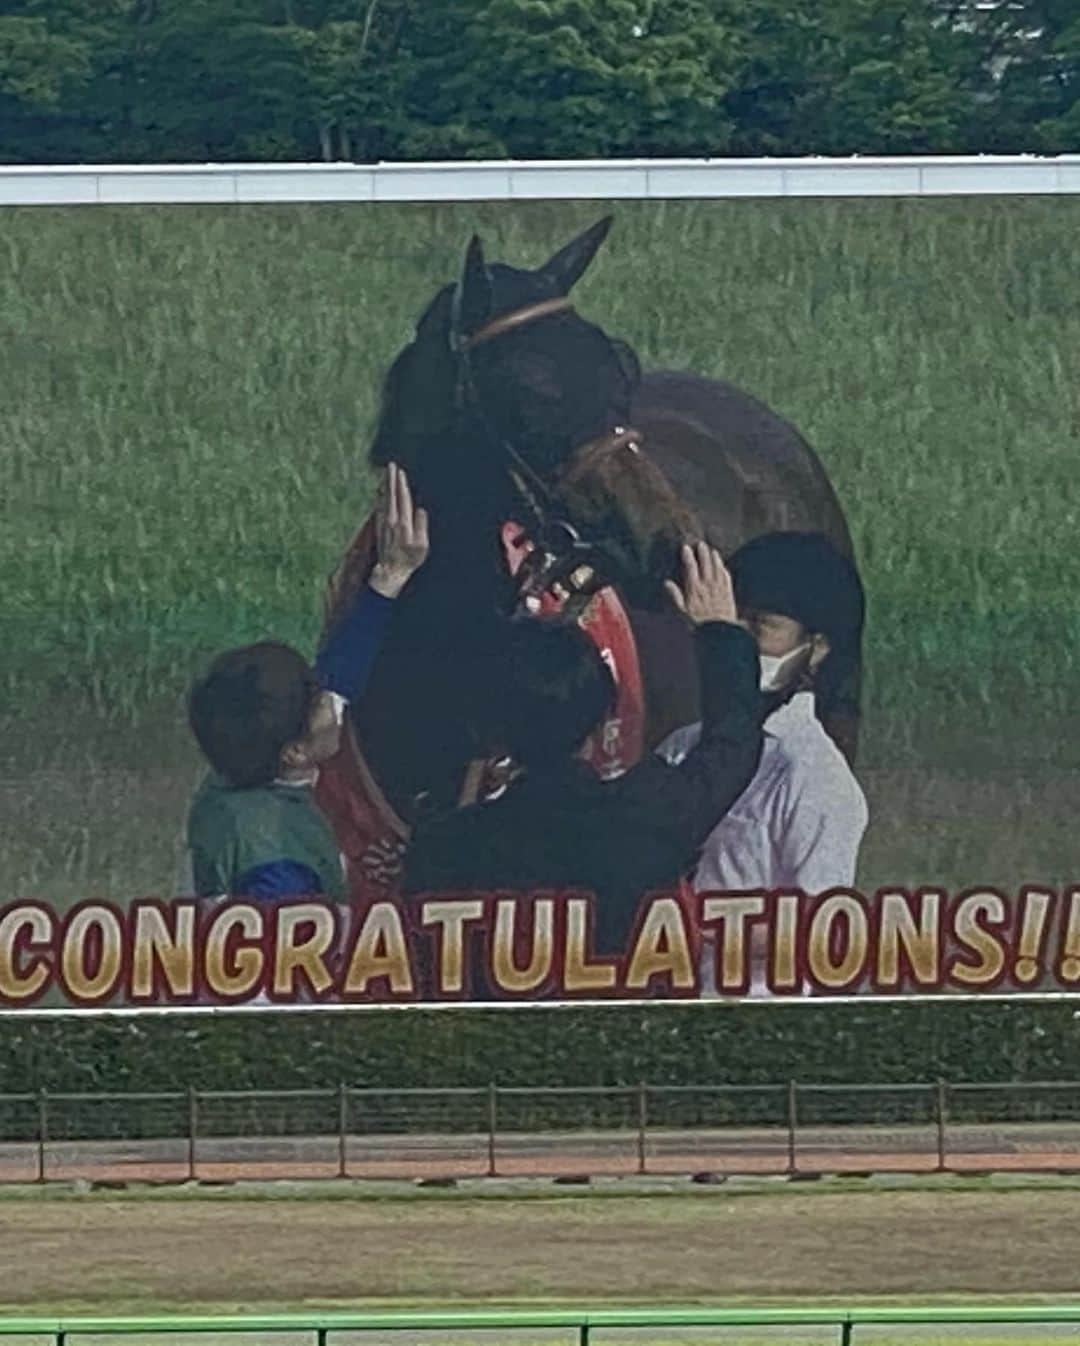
2;197;1080;904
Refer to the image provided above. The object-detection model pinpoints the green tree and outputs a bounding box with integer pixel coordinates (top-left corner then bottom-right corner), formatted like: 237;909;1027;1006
980;0;1080;152
116;0;310;160
723;0;987;156
0;13;89;105
400;0;743;159
294;0;412;161
0;4;100;161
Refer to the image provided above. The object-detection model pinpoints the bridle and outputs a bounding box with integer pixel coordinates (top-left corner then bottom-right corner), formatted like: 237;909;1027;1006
449;289;643;618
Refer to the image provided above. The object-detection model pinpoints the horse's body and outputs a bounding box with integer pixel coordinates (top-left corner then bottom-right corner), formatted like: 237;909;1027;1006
624;369;856;753
324;220;861;854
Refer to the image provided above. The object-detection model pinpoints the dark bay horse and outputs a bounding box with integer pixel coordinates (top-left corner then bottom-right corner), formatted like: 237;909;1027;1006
326;218;860;831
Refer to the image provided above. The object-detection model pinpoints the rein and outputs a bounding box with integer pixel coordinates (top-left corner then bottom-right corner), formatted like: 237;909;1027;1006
449;291;645;616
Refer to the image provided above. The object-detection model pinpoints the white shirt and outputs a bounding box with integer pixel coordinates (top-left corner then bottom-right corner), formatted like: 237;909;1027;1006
658;692;868;996
658;691;867;893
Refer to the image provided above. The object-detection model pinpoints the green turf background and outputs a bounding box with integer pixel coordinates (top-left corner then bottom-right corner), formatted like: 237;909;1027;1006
4;197;1079;906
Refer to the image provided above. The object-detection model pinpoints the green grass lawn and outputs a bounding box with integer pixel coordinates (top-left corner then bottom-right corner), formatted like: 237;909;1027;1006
3;197;1080;905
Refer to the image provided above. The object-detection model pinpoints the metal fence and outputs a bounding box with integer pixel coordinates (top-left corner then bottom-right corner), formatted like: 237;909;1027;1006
3;1079;1080;1185
5;1304;1080;1346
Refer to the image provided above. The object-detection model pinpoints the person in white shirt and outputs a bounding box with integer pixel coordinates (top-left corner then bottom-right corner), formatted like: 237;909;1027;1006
657;531;868;994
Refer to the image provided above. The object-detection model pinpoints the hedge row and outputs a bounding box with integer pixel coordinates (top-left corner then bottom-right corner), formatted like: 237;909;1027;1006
1;1002;1077;1094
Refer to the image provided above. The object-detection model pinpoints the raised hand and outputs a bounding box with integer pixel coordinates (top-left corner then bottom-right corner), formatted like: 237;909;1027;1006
664;541;737;626
369;462;431;599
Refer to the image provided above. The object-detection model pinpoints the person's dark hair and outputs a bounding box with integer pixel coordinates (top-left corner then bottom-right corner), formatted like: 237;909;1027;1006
493;617;616;768
188;642;318;788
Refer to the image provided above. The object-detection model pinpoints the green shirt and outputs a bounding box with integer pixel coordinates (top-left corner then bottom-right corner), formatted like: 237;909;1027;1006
186;770;346;901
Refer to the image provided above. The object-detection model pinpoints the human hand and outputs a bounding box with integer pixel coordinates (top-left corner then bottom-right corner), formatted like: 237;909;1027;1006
664;541;737;626
369;462;430;599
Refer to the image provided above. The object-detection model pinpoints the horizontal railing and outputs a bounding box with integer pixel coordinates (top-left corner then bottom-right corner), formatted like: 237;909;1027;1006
2;156;1080;206
3;1079;1080;1185
4;1304;1080;1345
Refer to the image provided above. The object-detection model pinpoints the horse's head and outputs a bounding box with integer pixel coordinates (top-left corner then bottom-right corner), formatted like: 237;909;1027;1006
370;219;700;608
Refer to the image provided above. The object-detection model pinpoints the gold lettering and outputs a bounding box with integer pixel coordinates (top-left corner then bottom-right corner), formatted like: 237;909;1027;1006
204;905;264;998
273;904;336;997
61;906;123;1002
564;899;616;992
0;906;52;1002
807;893;868;990
771;893;800;991
877;890;942;989
702;895;765;991
491;899;554;994
130;904;195;999
949;891;1006;986
624;897;694;991
344;903;413;996
422;900;484;994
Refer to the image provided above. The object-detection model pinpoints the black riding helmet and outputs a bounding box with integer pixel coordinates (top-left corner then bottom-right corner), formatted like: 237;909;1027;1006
727;531;865;654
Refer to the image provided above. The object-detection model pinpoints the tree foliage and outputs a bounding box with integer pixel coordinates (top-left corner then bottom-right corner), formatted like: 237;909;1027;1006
0;0;1073;163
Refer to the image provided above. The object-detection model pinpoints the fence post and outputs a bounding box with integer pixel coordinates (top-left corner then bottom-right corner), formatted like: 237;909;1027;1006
578;1322;590;1346
337;1083;348;1180
487;1082;498;1178
935;1078;949;1172
36;1090;47;1185
636;1081;648;1176
839;1320;853;1345
786;1080;799;1175
187;1087;198;1181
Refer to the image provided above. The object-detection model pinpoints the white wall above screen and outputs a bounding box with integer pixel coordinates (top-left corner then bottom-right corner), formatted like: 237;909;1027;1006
0;156;1079;206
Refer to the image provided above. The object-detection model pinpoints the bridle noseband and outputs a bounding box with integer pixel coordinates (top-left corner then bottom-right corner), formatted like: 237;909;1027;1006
449;291;642;617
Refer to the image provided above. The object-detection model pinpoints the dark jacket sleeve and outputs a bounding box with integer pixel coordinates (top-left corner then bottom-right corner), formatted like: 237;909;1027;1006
616;620;764;862
314;584;394;704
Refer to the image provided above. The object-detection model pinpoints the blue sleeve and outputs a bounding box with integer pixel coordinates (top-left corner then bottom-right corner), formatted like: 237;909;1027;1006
314;583;394;703
232;859;326;902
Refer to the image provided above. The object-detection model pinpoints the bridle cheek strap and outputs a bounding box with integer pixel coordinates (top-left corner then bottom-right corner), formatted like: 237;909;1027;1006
453;296;644;604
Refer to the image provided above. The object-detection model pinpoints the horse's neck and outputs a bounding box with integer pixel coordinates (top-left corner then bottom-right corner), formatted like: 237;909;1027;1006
353;514;515;818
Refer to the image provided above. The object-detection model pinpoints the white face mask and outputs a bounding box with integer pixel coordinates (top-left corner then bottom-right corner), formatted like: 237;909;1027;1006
759;641;812;693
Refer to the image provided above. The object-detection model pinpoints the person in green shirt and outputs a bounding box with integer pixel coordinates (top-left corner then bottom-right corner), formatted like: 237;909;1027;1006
185;464;429;903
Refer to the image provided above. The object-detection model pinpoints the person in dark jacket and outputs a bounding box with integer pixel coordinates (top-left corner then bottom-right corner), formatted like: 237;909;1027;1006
403;541;764;956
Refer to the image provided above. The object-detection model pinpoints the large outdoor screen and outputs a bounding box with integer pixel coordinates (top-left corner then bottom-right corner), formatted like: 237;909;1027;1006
3;192;1078;1009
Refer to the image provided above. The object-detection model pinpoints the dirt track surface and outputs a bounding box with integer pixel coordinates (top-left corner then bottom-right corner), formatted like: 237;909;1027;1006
0;1188;1077;1309
3;1122;1080;1185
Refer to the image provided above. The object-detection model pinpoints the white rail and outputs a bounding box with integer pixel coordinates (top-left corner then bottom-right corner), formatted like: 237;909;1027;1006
0;155;1078;205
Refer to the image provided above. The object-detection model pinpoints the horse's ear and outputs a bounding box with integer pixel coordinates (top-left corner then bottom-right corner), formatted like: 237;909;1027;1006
538;216;613;294
451;234;493;346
